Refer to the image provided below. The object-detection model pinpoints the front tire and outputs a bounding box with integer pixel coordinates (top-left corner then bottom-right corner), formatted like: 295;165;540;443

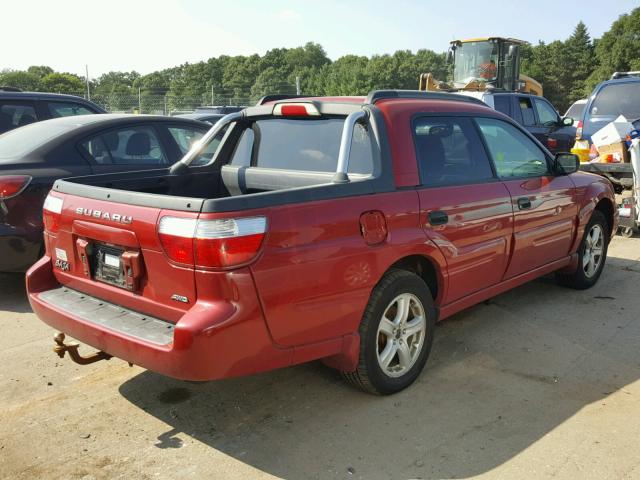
342;270;436;395
557;210;609;289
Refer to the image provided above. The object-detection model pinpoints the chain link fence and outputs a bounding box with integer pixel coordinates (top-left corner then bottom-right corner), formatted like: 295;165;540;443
62;84;298;115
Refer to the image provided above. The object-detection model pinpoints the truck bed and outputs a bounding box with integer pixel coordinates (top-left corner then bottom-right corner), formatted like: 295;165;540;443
54;166;388;214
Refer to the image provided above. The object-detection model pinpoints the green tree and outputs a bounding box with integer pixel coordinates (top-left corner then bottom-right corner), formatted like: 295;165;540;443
40;72;85;94
564;21;595;104
26;66;54;80
586;7;640;92
323;55;371;95
0;69;41;91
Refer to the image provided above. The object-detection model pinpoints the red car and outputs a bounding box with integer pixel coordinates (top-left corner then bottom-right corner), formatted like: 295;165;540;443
27;90;617;395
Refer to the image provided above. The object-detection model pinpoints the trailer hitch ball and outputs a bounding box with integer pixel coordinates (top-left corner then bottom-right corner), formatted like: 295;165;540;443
53;332;112;365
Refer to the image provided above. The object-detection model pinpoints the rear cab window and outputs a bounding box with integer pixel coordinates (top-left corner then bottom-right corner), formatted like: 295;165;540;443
493;96;511;117
228;118;374;174
518;97;536;126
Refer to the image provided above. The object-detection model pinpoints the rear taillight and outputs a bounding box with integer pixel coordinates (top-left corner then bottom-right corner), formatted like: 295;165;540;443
43;194;63;233
158;217;197;264
158;216;267;269
576;120;583;139
547;138;558;149
0;175;31;199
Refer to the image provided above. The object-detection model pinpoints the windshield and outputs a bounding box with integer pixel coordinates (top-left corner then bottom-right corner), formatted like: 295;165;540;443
453;41;499;86
0;122;77;159
590;83;640;120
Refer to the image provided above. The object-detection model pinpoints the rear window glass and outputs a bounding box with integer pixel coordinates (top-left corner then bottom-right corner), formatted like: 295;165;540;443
0;121;76;159
229;118;374;174
590;83;640;119
565;101;585;120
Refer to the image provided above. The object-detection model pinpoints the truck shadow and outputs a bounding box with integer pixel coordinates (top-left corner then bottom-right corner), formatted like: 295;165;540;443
119;253;640;479
0;273;31;313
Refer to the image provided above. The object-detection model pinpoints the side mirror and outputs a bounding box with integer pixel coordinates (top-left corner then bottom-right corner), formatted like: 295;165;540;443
446;48;453;64
561;117;574;126
554;153;580;175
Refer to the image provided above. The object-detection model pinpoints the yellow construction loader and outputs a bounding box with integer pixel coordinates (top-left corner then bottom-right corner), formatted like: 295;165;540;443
419;37;543;96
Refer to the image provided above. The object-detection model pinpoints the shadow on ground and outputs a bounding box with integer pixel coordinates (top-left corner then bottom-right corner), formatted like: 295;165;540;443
0;273;31;313
117;252;640;479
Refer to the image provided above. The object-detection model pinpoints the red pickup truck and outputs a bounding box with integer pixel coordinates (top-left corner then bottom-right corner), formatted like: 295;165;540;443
26;90;617;395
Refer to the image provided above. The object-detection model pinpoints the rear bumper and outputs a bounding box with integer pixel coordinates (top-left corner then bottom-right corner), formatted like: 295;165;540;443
0;224;42;272
26;256;292;381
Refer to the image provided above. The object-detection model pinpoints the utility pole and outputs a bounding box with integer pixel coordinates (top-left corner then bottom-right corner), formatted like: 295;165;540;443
164;94;168;116
211;84;214;106
295;76;301;95
138;87;141;114
85;65;91;100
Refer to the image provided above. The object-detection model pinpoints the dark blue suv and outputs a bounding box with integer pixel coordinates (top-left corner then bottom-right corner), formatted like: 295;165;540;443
576;73;640;143
0;88;106;135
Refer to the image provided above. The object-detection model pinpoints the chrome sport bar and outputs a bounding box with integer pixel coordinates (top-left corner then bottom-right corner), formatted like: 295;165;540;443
178;111;243;168
333;110;368;184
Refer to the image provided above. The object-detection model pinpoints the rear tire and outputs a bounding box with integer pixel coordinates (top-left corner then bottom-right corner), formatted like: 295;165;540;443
342;269;436;395
557;210;609;290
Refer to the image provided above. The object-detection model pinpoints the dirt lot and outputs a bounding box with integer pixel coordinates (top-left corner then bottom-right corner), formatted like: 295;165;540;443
1;237;639;480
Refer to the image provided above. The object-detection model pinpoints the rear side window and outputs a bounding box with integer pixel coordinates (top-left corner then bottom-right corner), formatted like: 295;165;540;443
47;102;96;118
476;117;549;178
81;126;168;165
533;98;559;126
414;117;494;186
0;102;38;134
590;83;640;119
168;126;205;155
229;118;374;174
518;97;536;126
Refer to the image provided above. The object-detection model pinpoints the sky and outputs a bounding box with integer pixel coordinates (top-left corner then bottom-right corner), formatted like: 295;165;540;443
2;0;639;78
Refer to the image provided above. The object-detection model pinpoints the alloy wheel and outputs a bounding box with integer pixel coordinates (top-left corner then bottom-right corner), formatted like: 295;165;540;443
376;293;427;378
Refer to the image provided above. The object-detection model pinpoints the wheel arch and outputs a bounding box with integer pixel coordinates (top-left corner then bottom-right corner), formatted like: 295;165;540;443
386;254;444;307
594;197;615;239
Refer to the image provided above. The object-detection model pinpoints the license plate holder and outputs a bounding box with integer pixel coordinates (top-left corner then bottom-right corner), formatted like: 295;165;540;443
93;244;126;289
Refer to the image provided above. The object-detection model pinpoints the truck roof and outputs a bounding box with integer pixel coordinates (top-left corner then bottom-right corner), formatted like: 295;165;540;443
260;90;491;111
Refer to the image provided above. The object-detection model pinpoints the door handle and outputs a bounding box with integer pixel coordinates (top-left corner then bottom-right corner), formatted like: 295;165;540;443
517;197;532;210
428;210;449;226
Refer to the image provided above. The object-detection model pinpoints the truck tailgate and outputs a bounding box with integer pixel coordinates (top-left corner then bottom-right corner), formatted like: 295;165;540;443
46;192;198;323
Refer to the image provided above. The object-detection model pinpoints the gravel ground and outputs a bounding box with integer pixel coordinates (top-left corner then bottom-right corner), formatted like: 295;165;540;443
0;236;639;480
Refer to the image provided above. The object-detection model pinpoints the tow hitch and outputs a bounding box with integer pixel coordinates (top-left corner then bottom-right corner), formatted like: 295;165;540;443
53;333;112;365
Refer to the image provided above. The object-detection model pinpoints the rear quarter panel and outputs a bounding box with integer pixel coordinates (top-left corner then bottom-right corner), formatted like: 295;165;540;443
250;190;447;347
568;172;618;252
